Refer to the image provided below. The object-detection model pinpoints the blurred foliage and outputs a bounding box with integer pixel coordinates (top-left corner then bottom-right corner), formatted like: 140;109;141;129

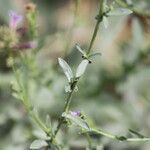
0;0;150;150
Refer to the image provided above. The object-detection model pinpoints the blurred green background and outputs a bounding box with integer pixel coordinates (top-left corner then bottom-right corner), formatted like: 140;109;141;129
0;0;150;150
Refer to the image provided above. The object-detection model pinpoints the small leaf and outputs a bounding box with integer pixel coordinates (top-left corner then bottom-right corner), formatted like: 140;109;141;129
33;130;49;140
76;59;89;78
65;84;72;93
62;112;90;131
129;129;144;138
108;8;132;16
89;52;101;58
103;16;109;28
58;58;73;82
46;115;51;129
30;140;48;149
76;44;86;56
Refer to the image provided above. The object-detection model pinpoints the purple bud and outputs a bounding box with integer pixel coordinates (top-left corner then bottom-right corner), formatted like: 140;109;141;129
9;11;23;29
70;111;81;117
16;41;37;50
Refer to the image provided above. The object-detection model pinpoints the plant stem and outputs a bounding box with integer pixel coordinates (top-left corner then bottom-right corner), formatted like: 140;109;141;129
87;0;104;55
86;133;92;150
51;0;104;146
51;81;77;141
91;129;150;142
115;0;150;17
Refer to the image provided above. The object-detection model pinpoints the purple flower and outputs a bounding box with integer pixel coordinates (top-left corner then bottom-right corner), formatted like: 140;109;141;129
9;11;23;29
70;111;81;117
16;41;37;50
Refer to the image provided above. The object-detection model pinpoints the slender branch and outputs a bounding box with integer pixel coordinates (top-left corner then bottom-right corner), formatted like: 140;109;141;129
91;129;150;142
51;1;104;145
87;0;104;55
51;81;77;141
115;0;150;17
86;133;93;150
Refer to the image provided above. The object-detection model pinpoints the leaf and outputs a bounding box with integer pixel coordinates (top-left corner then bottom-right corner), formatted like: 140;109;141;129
76;59;89;78
89;52;101;58
30;140;48;149
129;129;144;138
58;58;73;82
46;115;51;129
62;112;90;131
65;84;72;93
76;44;86;56
108;8;132;16
103;16;109;28
33;130;49;140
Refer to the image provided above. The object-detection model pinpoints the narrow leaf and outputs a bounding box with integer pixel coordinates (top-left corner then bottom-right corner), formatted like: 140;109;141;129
46;115;51;129
33;130;49;140
108;8;132;16
30;140;48;149
58;58;73;82
76;59;89;78
89;52;101;58
76;44;86;56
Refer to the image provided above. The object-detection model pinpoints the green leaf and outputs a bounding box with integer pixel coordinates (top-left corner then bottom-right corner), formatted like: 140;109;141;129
62;112;90;131
33;130;49;140
132;18;144;49
76;59;89;78
103;16;109;28
65;84;72;93
108;8;132;16
30;139;48;149
76;44;86;56
89;52;101;58
58;58;73;82
46;115;51;129
129;129;144;138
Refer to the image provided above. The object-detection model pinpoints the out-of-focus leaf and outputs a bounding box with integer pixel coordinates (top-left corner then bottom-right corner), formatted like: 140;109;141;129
30;139;48;149
132;18;144;49
76;59;89;78
33;130;49;140
58;58;73;82
46;115;51;129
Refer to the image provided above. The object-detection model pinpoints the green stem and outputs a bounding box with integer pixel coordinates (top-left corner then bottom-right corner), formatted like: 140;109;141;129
87;0;104;55
12;63;62;149
51;0;104;146
86;133;92;150
115;0;150;17
51;81;77;141
91;129;150;142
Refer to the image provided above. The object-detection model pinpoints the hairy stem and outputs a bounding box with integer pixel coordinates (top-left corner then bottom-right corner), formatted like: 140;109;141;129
51;0;104;146
87;0;104;55
91;129;150;142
